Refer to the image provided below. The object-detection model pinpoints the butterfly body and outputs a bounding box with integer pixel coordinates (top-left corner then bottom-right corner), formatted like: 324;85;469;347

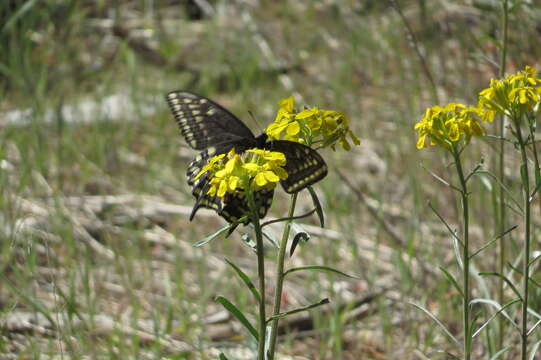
166;91;327;224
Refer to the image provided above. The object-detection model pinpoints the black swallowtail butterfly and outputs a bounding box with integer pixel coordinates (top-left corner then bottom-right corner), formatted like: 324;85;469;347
166;91;327;224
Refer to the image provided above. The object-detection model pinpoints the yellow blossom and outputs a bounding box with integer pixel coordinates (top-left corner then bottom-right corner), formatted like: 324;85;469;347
414;103;487;150
197;148;288;199
478;66;541;118
265;96;360;151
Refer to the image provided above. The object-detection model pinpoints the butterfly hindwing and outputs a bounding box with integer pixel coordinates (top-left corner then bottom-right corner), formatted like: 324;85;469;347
167;91;328;225
166;91;256;150
265;140;328;194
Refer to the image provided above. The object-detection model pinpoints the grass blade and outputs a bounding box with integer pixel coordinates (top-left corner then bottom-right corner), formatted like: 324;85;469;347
283;265;358;279
307;186;324;227
224;258;261;303
194;223;235;247
409;302;460;346
478;272;522;301
470;298;521;337
214;295;258;341
529;340;541;360
439;266;464;298
489;347;511;360
266;298;329;323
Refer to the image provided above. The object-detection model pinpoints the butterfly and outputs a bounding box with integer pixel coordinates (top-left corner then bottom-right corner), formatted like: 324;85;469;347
166;91;327;224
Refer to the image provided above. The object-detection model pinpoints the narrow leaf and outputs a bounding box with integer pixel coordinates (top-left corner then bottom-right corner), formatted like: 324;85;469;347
529;340;541;360
489;347;511;360
409;302;460;346
471;298;521;337
421;164;461;192
3;275;56;326
194;223;235;247
307;186;324;227
283;265;359;279
266;298;330;323
478;272;522;301
224;258;261;303
262;228;279;248
528;319;541;336
439;267;464;298
219;354;230;360
290;231;309;257
473;170;523;213
470;225;517;259
428;202;463;247
214;296;258;341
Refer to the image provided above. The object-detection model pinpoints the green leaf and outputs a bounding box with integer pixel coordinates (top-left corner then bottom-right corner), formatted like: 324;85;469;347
224;258;261;303
219;354;230;360
473;170;523;213
470;225;517;259
439;266;464;298
529;340;541;360
289;223;310;257
470;298;521;337
307;186;324;227
290;231;309;257
410;302;460;346
194;223;235;247
421;163;462;193
428;202;463;248
214;296;259;341
262;228;279;248
478;272;522;301
528;319;541;336
2;0;37;34
266;298;329;323
3;275;56;327
283;265;359;279
489;347;511;360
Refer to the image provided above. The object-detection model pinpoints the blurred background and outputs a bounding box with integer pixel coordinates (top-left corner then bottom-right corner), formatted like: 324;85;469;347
1;0;541;358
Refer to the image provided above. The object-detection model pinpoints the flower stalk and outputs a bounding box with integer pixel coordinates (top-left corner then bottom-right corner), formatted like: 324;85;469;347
514;120;531;360
452;145;471;360
248;190;267;360
268;192;298;358
497;0;509;350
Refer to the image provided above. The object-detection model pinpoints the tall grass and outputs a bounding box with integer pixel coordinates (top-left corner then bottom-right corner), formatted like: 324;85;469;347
1;0;541;358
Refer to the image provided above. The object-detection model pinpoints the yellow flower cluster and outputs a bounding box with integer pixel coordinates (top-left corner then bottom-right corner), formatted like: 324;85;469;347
195;148;288;198
414;103;486;150
479;66;541;121
265;96;360;150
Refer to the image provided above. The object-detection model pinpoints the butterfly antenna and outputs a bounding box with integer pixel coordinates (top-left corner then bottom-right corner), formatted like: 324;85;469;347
248;110;264;134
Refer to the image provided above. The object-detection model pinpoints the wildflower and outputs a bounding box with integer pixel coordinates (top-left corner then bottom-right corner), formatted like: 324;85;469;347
478;65;541;120
414;103;486;150
196;148;288;198
265;96;360;150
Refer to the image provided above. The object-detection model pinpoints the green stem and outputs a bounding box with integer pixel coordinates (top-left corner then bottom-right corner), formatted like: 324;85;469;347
497;0;509;350
453;147;471;360
268;192;298;359
249;192;267;360
515;123;531;360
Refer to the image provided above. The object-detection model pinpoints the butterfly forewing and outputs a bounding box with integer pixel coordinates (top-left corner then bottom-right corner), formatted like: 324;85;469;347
166;91;256;150
266;141;328;194
167;91;328;225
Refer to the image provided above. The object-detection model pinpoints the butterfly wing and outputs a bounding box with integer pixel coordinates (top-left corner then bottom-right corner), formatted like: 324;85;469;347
166;91;256;150
186;140;274;224
265;140;328;193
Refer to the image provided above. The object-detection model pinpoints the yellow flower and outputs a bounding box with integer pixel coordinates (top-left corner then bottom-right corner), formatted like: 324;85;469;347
197;148;288;199
478;66;541;118
414;103;486;150
265;96;360;151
